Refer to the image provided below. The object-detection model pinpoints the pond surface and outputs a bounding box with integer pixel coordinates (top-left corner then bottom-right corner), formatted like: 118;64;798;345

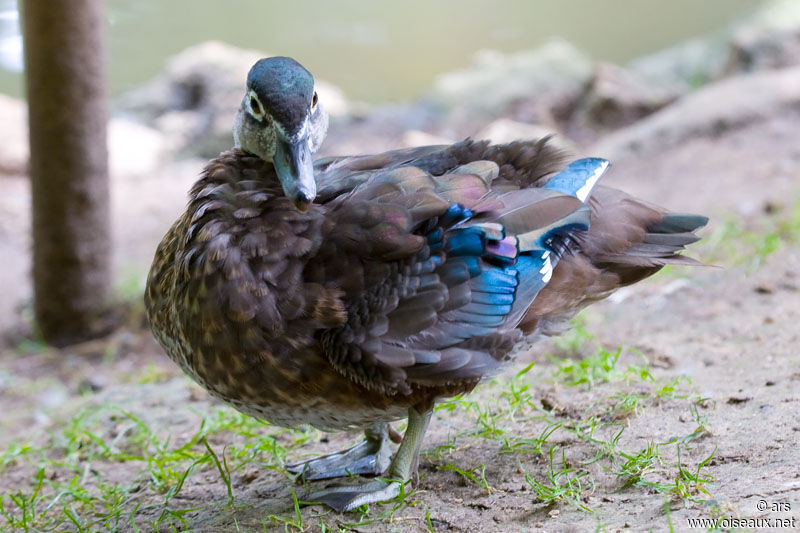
1;0;764;102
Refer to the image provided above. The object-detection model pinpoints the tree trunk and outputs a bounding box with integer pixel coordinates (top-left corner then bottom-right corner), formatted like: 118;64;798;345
22;0;111;345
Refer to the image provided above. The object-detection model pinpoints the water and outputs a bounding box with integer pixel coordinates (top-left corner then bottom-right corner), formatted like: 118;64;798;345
0;0;764;103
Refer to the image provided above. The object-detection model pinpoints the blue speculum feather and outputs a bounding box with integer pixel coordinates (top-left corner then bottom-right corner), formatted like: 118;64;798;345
473;269;518;292
446;231;486;257
449;256;481;277
430;198;592;343
427;227;444;245
471;291;515;305
511;255;550;299
460;301;514;316
439;203;472;227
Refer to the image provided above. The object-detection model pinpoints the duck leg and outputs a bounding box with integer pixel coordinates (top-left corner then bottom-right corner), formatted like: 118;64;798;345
287;422;396;481
303;406;433;512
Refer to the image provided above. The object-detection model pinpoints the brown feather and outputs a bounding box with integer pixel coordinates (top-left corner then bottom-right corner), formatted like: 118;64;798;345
146;135;705;433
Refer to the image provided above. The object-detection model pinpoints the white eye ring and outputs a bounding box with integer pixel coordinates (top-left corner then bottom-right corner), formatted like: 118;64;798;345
248;90;264;119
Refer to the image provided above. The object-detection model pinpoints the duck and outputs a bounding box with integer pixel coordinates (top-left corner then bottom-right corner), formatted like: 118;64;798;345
144;56;707;512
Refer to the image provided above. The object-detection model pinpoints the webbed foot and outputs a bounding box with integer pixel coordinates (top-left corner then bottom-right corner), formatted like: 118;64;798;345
302;479;403;512
286;423;393;481
298;406;433;512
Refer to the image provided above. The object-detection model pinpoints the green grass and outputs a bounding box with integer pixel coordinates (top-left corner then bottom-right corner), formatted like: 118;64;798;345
548;345;623;387
0;402;317;531
524;446;594;512
0;395;440;531
9;193;791;530
695;197;800;271
418;327;718;528
1;312;721;531
264;489;304;531
437;463;493;494
649;195;800;287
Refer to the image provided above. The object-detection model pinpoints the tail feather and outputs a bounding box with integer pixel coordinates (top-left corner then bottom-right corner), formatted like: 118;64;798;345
648;213;709;234
643;232;700;246
517;187;707;336
602;212;708;267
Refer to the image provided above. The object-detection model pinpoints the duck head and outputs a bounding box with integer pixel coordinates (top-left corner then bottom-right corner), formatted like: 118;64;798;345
233;57;328;211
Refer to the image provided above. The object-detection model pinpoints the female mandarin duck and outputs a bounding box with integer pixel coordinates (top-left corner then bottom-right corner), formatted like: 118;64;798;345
145;57;707;511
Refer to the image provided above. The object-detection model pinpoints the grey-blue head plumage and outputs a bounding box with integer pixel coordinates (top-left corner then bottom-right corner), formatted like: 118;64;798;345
234;56;328;211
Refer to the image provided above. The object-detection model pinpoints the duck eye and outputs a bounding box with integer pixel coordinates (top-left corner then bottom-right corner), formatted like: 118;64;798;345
311;91;318;110
249;95;263;117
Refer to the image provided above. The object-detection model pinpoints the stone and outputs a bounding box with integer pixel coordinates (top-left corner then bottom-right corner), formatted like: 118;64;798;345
626;36;727;94
721;29;800;75
720;0;800;76
318;102;439;157
108;119;169;179
629;0;800;90
590;66;800;161
426;39;593;130
578;63;678;130
0;94;27;176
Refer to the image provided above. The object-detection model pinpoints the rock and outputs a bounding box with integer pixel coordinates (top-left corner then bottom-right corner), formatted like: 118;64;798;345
627;36;728;93
115;41;259;159
108;119;168;179
721;0;800;75
117;41;258;119
318;102;440;157
427;39;593;130
116;41;349;159
721;29;800;75
578;63;678;130
0;94;27;176
0;97;168;180
629;0;800;89
590;66;800;161
731;0;800;38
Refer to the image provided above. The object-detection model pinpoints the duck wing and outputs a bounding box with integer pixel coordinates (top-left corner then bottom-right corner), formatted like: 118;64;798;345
313;137;567;202
310;155;598;396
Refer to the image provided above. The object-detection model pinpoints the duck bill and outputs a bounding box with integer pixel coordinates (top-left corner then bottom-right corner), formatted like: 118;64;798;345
274;135;316;212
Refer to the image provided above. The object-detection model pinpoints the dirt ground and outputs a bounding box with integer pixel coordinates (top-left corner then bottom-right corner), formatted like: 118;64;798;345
2;72;800;533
